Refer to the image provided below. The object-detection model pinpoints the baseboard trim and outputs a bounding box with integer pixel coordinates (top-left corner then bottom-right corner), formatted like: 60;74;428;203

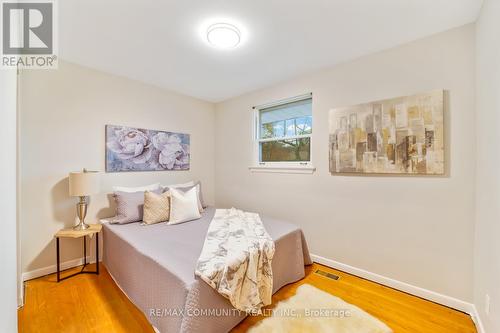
17;281;25;308
22;256;98;281
470;304;486;333
311;254;475;314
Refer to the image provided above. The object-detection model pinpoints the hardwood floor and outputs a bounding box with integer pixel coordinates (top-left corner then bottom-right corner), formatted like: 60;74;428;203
18;264;154;333
18;263;477;333
233;264;477;333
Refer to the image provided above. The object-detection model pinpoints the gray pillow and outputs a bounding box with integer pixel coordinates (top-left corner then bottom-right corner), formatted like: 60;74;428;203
111;189;162;224
195;181;207;208
165;181;207;209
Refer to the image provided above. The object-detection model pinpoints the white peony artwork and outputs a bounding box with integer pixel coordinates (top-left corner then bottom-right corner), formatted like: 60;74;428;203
106;125;190;172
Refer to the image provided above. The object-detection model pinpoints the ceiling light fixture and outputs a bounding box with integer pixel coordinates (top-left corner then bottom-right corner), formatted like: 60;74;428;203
206;23;241;49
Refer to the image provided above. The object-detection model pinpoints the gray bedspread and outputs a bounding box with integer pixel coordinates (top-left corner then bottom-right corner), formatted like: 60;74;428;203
103;207;312;333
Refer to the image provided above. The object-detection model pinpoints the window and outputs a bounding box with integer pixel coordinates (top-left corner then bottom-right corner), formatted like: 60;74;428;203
252;94;314;173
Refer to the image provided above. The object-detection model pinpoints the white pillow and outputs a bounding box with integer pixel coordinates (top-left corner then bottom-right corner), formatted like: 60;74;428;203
112;183;160;193
168;187;201;225
161;181;195;190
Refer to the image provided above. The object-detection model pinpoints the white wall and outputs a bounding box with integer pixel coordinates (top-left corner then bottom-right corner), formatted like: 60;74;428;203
0;69;19;332
19;61;215;276
475;0;500;331
215;25;476;302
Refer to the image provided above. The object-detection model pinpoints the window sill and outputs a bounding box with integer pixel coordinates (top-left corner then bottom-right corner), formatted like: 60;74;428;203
248;165;316;174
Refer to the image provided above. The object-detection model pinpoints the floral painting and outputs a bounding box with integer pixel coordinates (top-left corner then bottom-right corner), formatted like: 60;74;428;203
106;125;190;172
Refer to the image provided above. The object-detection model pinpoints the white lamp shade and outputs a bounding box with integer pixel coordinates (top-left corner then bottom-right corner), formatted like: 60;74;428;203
69;171;100;197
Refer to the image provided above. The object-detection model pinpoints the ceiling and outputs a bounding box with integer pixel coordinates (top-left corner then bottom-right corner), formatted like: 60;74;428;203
59;0;483;102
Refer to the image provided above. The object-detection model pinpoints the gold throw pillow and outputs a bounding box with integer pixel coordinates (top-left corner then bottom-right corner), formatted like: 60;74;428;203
143;191;170;225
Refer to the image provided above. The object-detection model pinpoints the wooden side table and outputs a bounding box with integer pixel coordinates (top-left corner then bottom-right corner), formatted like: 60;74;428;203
54;224;102;282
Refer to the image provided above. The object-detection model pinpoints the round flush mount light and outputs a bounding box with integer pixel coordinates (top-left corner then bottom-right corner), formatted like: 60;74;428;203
206;23;241;49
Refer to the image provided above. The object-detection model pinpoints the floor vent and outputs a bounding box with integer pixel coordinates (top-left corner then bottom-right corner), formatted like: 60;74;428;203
315;269;340;280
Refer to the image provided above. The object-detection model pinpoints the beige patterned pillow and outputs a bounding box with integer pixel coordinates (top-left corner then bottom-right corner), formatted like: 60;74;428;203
143;191;170;225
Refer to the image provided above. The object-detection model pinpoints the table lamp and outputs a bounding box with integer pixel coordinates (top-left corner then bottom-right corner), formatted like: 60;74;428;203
69;169;100;230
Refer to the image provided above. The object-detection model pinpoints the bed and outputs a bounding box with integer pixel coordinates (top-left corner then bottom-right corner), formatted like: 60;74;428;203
102;207;312;333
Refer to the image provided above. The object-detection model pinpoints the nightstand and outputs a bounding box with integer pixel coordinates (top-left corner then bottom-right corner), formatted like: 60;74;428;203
54;224;102;282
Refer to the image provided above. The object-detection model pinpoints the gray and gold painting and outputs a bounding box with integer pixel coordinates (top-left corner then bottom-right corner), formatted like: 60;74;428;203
329;90;444;175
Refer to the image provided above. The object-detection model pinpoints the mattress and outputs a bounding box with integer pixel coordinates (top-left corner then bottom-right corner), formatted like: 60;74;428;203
103;207;312;333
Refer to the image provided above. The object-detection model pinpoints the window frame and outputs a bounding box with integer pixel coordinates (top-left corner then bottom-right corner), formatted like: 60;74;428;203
250;93;316;174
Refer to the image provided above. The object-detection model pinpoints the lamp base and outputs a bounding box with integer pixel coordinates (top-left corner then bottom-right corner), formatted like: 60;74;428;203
74;197;89;230
73;221;90;230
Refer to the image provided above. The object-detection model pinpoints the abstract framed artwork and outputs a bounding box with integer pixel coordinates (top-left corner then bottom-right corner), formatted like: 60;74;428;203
329;90;444;175
106;125;190;172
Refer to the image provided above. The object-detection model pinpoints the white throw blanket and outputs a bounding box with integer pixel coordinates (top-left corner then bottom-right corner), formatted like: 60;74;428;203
195;208;275;312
